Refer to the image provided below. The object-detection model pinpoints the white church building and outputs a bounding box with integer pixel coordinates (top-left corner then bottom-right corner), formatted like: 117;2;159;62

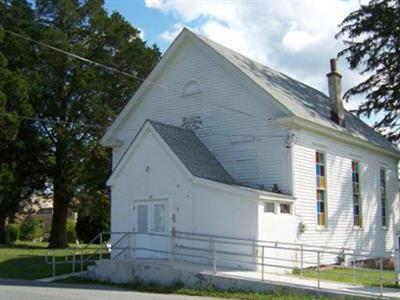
100;28;400;270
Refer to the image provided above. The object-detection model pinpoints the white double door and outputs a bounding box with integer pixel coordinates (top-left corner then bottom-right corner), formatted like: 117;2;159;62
133;199;169;259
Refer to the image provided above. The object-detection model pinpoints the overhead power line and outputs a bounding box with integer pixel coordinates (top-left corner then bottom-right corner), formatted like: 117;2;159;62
0;112;101;128
3;29;140;80
4;29;172;91
3;28;278;134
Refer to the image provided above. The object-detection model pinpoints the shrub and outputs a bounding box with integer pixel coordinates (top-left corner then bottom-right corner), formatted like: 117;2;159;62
67;219;77;243
19;217;43;241
76;194;110;243
7;223;20;243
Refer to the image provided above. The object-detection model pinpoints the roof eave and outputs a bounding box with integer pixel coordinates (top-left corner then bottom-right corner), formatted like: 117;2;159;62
106;120;194;186
275;116;400;159
191;176;296;200
100;28;193;147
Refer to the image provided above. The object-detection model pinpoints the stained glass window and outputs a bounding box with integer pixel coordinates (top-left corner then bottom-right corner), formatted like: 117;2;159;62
352;161;362;227
316;152;326;226
380;168;387;227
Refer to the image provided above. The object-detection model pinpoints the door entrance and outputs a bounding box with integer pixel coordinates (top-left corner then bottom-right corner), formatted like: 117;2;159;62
133;199;169;259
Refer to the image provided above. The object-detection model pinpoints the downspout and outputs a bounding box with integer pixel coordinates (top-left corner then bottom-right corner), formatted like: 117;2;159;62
286;130;297;196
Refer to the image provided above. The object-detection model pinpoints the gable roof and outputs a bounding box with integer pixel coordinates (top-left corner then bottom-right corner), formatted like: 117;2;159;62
149;120;236;185
110;120;284;195
108;120;294;199
191;31;399;155
101;28;399;157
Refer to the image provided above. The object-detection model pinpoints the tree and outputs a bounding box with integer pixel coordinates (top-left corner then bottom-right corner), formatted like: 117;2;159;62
21;0;160;248
76;193;110;243
0;1;46;242
336;0;400;142
75;142;111;243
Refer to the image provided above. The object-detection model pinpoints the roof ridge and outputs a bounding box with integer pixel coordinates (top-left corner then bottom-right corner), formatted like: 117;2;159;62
147;119;193;133
186;29;398;154
189;29;330;102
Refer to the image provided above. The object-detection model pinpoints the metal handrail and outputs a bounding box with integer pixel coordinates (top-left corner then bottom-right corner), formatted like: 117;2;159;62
44;232;117;276
130;231;399;297
44;230;399;297
80;232;130;270
113;246;133;260
175;230;399;256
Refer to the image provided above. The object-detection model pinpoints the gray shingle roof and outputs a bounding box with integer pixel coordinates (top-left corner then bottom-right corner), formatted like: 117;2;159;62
149;120;236;185
191;31;399;155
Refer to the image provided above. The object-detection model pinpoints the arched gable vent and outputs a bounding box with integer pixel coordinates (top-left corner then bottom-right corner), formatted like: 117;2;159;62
182;80;202;96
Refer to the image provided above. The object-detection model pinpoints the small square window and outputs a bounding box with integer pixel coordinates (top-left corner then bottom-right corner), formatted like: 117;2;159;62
264;202;275;213
280;203;291;214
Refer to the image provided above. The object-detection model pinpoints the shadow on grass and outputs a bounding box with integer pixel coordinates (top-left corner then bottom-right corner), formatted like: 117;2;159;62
0;256;81;280
0;243;47;250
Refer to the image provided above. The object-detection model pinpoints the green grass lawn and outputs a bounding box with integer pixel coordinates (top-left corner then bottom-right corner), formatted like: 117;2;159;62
0;242;341;300
59;276;352;300
297;266;398;288
0;241;108;280
2;243;396;298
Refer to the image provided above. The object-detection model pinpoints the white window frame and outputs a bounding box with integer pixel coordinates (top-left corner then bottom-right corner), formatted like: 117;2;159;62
132;198;169;233
315;150;328;229
379;167;388;229
351;160;362;229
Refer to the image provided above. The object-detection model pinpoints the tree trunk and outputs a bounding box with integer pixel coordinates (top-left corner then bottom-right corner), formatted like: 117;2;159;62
0;213;7;244
48;138;71;249
48;194;69;248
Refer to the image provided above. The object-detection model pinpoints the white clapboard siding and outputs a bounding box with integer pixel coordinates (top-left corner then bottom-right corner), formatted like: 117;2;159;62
109;30;399;263
293;129;399;263
112;38;291;193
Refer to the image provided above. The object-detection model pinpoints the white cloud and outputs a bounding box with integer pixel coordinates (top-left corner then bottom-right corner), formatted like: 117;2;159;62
145;0;244;23
282;21;321;54
145;0;365;109
160;23;185;42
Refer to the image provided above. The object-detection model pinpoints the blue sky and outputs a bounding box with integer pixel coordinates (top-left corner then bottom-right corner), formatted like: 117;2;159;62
104;0;373;122
104;0;174;51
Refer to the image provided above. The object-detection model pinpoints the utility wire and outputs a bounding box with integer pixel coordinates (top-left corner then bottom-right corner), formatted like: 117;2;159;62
3;29;140;80
4;28;270;122
0;111;285;141
2;28;280;136
0;112;101;128
4;28;178;91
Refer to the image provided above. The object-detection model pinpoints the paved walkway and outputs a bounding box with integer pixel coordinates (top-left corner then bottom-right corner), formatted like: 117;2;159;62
143;259;400;299
214;269;400;299
0;279;217;300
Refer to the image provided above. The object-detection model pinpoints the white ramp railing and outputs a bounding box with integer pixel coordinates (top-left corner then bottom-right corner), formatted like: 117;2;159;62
45;230;400;297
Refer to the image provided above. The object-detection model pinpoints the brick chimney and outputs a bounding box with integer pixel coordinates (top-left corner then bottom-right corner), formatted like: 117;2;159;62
327;59;345;126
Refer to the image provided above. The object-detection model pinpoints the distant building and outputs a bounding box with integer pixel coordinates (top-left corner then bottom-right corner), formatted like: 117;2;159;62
18;196;76;233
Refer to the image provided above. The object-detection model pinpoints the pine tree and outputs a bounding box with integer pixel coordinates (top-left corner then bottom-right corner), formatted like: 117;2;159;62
0;1;46;243
336;0;400;142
